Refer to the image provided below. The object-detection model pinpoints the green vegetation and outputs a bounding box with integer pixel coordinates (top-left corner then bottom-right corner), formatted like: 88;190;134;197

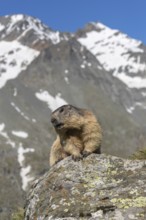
12;208;24;220
130;147;146;160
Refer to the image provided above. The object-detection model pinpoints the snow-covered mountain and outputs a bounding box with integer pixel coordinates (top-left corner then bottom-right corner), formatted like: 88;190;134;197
0;15;67;46
0;14;146;219
76;22;146;123
77;22;145;76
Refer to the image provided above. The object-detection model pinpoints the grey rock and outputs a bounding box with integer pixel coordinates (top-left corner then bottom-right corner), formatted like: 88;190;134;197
25;154;146;220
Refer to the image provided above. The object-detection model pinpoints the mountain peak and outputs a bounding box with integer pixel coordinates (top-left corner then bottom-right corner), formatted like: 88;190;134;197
77;21;146;89
7;14;24;22
78;21;119;35
89;21;111;31
0;14;67;47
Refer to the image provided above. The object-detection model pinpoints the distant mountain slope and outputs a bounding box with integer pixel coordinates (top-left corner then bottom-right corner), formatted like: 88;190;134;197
0;14;146;219
76;22;146;126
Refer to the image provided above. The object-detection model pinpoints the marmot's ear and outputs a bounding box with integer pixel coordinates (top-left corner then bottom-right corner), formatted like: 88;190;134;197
59;106;64;113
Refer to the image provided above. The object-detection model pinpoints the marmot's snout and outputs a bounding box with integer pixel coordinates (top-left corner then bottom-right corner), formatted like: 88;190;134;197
51;117;64;129
51;117;57;125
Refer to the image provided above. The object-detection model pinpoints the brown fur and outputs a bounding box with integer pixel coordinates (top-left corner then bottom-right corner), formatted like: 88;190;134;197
49;105;102;166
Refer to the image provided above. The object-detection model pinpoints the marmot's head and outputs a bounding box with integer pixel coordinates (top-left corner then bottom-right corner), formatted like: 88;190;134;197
51;105;84;132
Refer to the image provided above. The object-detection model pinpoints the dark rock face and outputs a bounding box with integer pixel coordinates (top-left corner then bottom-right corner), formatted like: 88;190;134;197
25;154;146;220
0;142;24;219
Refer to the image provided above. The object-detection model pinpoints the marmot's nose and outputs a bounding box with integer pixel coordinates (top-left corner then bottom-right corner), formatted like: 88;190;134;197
51;117;58;125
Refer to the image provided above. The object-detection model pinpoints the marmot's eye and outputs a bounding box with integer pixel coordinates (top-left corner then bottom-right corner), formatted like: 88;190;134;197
59;108;64;113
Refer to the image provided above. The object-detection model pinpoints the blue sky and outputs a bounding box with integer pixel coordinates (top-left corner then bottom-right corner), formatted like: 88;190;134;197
1;0;146;44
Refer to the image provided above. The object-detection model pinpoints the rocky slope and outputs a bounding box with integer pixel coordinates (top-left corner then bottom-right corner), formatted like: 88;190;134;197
0;14;146;219
25;154;146;220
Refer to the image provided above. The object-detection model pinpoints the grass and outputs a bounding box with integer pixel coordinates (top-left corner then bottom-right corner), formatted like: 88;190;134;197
12;208;24;220
130;147;146;160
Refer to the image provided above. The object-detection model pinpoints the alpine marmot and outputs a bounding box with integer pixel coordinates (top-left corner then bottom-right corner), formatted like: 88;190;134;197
49;105;102;166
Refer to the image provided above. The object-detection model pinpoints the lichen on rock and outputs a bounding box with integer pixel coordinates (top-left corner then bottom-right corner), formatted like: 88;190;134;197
24;154;146;220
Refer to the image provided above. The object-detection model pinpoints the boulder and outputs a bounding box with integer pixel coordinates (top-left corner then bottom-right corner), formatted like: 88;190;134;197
25;154;146;219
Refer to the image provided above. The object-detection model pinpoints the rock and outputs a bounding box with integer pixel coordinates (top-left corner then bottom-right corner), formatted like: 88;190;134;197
24;154;146;220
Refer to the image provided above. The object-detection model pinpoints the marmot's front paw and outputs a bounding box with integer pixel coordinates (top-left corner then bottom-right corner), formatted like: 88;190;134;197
72;154;83;161
54;158;62;165
82;151;91;157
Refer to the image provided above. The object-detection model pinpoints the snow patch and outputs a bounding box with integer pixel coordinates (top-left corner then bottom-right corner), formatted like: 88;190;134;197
80;60;92;69
87;62;92;67
11;102;30;121
65;69;69;74
35;90;67;111
97;65;103;70
126;102;146;114
64;76;69;84
142;92;146;97
126;106;135;114
0;123;15;148
0;123;5;132
0;40;40;89
12;131;28;138
81;64;85;69
17;144;35;191
11;102;36;122
64;69;69;84
13;88;17;96
114;72;146;89
11;15;24;23
0;24;5;32
32;118;37;123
